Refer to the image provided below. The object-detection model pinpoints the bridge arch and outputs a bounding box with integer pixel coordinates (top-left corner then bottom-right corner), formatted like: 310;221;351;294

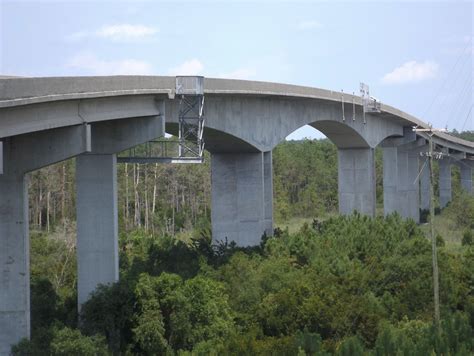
164;95;404;152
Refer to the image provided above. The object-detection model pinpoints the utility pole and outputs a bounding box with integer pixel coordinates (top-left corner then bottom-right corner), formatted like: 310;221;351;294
413;126;447;332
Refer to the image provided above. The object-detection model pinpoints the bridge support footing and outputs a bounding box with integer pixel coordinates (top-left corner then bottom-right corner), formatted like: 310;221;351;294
76;154;119;308
338;148;376;216
439;159;452;209
211;152;268;246
383;146;420;222
0;173;30;355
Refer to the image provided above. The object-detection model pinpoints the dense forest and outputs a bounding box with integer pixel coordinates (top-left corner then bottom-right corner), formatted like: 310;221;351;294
13;131;474;355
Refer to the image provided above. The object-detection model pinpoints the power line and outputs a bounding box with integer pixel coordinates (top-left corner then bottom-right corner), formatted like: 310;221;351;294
442;51;473;128
449;76;473;129
421;38;472;124
460;104;474;132
443;62;472;128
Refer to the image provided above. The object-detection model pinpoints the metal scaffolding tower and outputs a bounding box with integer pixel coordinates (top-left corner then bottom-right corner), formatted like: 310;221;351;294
118;76;205;164
176;76;205;161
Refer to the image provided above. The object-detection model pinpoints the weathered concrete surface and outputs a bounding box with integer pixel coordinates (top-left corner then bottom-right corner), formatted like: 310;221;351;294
0;125;91;354
397;148;420;222
420;157;430;210
0;125;90;355
459;161;472;194
76;116;165;307
89;115;164;154
211;152;266;246
0;142;3;175
338;148;376;216
381;133;426;221
2;76;473;155
439;159;452;208
263;151;273;236
165;97;404;153
2;125;91;174
383;144;422;222
0;95;161;139
76;154;119;307
382;146;399;215
0;173;29;356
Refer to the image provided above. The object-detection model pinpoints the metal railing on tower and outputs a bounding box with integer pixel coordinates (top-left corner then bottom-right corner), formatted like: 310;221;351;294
118;76;205;164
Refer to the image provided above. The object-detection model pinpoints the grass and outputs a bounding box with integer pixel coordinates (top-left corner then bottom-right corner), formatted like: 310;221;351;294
275;212;338;234
419;210;466;253
275;217;315;234
277;208;468;254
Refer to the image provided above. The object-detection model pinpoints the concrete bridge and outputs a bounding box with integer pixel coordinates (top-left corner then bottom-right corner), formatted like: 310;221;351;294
0;76;473;353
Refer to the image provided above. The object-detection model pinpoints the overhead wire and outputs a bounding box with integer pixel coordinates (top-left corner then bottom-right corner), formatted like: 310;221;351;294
448;73;473;129
441;56;472;128
421;37;472;124
440;50;473;128
460;104;473;132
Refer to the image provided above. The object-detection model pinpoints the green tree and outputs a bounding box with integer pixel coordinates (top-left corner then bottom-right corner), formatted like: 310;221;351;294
80;281;135;353
49;327;108;356
170;276;235;349
132;273;169;354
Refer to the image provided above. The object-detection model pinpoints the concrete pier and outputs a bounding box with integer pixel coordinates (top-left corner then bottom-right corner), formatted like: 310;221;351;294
439;159;452;208
211;152;266;246
0;173;29;356
382;146;398;215
420;158;430;211
0;125;91;354
460;163;472;194
383;146;420;221
263;151;273;236
76;154;119;307
75;116;163;308
338;148;376;216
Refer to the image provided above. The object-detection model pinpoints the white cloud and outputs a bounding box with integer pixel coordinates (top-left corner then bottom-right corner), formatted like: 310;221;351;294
67;24;158;42
97;24;158;40
218;67;257;80
67;53;154;75
382;60;439;84
297;20;323;30
168;59;204;75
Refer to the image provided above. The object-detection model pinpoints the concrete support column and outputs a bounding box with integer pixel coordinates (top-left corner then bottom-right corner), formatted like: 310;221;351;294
460;164;472;194
439;159;452;208
0;173;29;355
0;141;3;175
76;154;118;307
338;148;376;216
397;149;420;221
211;152;265;246
383;143;422;222
263;151;273;237
0;125;90;354
382;147;398;215
420;158;430;211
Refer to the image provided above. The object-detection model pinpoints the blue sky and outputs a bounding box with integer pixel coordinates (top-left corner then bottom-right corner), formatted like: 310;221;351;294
1;0;472;139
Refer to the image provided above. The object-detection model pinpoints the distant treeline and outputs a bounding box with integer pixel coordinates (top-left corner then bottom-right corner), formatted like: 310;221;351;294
27;130;474;234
